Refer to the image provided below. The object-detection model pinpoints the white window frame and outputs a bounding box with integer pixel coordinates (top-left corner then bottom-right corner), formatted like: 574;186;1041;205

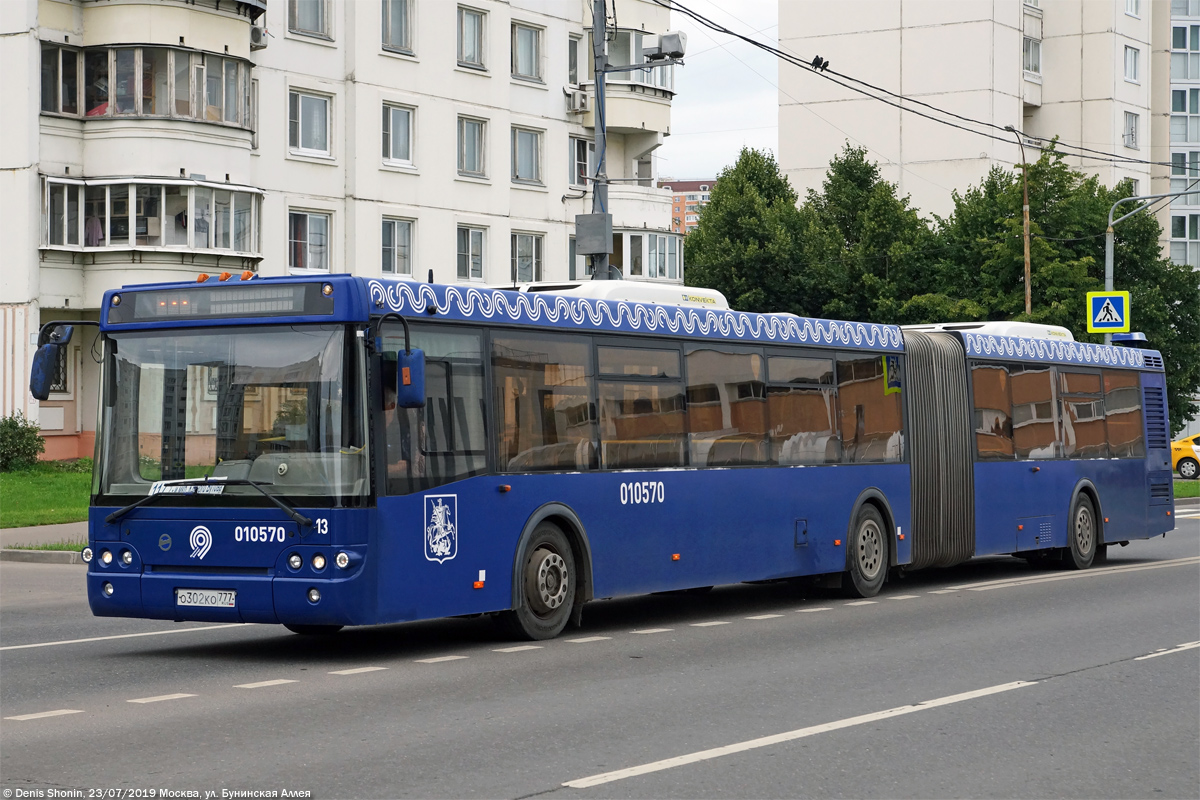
289;0;331;39
568;35;581;85
510;232;543;283
382;0;413;54
457;225;485;281
1023;37;1041;74
458;6;486;70
288;209;332;272
383;103;415;166
1124;45;1140;83
511;22;542;81
511;126;543;185
569;136;595;188
382;216;414;276
1124;111;1140;149
289;89;331;157
458;116;487;177
1126;0;1140;17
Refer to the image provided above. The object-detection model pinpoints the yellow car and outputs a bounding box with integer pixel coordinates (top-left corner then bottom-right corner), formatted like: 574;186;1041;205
1173;433;1200;479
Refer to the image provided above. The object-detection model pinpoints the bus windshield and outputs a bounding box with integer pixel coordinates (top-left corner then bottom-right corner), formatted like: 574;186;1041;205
97;324;367;503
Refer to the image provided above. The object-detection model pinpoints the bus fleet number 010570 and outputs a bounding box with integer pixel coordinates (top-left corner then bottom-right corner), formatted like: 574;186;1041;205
234;525;287;543
619;481;665;505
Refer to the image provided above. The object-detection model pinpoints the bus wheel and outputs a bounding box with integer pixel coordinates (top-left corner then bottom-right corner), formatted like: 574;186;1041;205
284;624;343;635
845;505;888;598
505;523;576;641
1065;495;1097;570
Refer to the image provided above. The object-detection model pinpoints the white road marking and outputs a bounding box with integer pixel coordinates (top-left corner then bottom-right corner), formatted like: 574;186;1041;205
844;601;877;607
961;557;1200;593
1134;641;1200;661
888;595;919;600
795;607;831;613
4;709;84;721
567;636;612;644
329;667;388;675
235;679;298;689
127;693;196;704
745;614;784;620
928;590;958;595
1174;512;1200;519
562;680;1036;789
632;628;673;634
690;621;729;627
0;623;251;651
414;655;468;664
493;645;543;653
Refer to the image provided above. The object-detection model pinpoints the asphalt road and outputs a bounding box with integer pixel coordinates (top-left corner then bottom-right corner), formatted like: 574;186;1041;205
2;513;1197;799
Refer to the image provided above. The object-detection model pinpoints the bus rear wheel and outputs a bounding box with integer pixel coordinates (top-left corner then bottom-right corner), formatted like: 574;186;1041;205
284;624;343;635
504;522;576;641
845;505;888;598
1065;495;1097;570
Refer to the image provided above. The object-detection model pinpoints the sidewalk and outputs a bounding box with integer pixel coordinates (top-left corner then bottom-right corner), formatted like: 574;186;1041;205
1;521;87;548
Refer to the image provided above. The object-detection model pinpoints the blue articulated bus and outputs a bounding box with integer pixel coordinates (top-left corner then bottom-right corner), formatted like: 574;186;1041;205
29;275;1175;639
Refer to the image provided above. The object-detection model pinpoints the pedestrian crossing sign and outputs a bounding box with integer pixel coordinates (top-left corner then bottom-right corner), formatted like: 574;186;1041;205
1086;291;1130;333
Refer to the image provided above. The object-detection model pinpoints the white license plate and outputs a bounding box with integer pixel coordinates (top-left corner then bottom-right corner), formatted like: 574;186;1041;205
175;589;236;608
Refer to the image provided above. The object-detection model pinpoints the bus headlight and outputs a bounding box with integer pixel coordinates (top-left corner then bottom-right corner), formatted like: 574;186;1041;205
307;588;321;603
100;549;112;565
120;550;133;566
335;551;350;569
288;553;303;570
311;554;326;571
102;582;114;596
82;547;93;563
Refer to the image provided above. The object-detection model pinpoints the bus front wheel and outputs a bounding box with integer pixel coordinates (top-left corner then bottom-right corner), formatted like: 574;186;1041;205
505;522;576;641
845;505;888;598
1065;495;1097;570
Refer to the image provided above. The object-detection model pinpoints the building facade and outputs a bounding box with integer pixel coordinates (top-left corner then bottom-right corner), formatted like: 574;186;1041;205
659;178;712;233
0;0;683;459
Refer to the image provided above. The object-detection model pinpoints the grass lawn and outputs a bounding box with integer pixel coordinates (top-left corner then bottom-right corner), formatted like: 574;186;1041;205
1176;479;1200;499
1;462;92;528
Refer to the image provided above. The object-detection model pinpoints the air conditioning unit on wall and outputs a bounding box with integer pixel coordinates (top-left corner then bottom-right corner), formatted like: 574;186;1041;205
566;90;590;114
250;26;268;51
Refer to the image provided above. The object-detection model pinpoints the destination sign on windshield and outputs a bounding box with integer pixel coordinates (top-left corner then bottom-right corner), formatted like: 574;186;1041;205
107;282;334;324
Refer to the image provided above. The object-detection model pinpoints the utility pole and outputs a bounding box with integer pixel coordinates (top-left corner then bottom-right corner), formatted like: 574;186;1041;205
590;0;611;280
1004;126;1032;316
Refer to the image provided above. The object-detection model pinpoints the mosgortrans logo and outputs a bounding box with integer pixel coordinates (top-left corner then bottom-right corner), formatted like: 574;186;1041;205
189;525;213;560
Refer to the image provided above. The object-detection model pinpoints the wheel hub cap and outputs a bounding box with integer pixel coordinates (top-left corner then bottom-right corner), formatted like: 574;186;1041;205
528;550;568;615
858;521;882;579
1075;507;1093;553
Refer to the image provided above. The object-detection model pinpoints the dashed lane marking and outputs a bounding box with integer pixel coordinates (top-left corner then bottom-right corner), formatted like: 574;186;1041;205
795;607;831;613
329;667;389;675
567;636;613;644
4;709;84;721
690;621;730;627
745;614;784;620
0;623;252;651
632;628;673;634
128;693;196;704
928;590;959;595
1135;641;1200;661
562;680;1037;788
235;679;298;689
960;557;1200;593
414;655;468;664
844;601;877;607
888;595;919;600
494;645;543;653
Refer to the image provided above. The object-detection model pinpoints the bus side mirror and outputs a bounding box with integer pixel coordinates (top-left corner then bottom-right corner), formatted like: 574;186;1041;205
29;325;74;401
395;348;426;408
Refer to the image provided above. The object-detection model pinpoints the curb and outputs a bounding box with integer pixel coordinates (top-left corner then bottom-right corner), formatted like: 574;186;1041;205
1;549;85;565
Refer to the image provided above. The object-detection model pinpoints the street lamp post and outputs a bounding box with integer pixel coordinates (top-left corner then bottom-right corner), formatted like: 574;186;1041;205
1004;125;1032;316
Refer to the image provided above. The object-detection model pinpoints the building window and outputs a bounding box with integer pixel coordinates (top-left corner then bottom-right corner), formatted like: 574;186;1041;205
568;36;581;84
43;178;260;254
289;0;330;38
457;226;484;280
458;117;486;177
511;233;543;282
289;211;330;271
512;23;541;80
1171;24;1200;79
383;104;414;164
382;0;412;53
458;7;485;69
48;342;70;395
604;29;674;90
512;127;542;184
1124;46;1139;82
1170;213;1200;267
647;234;682;280
570;137;595;187
1171;89;1200;143
1123;112;1139;149
1024;0;1039;6
1022;37;1041;74
289;90;330;155
1174;0;1200;15
1126;0;1140;16
382;217;413;275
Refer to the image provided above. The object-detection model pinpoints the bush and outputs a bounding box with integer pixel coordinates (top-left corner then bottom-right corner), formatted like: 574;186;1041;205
57;457;94;474
0;413;46;472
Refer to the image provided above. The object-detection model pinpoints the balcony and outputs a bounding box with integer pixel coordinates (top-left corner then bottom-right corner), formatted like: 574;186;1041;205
82;0;266;22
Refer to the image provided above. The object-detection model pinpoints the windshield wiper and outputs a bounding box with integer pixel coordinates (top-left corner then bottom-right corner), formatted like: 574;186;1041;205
105;478;314;527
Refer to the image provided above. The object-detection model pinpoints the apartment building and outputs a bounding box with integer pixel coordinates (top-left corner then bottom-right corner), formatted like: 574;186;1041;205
0;0;683;459
659;178;712;233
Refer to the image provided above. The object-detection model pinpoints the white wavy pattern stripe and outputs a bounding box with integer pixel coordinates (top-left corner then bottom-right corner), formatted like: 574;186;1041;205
368;280;904;350
963;333;1148;368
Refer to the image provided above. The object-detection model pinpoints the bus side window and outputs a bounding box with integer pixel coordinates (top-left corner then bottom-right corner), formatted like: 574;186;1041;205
1010;364;1059;459
685;348;767;467
1058;370;1106;459
1102;369;1145;458
971;362;1014;460
767;355;838;465
835;354;904;464
597;345;685;469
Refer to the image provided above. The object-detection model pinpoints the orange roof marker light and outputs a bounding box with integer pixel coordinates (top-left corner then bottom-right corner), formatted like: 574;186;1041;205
196;273;210;282
240;270;255;281
218;272;233;282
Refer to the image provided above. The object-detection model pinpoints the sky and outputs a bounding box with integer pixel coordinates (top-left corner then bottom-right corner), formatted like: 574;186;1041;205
655;0;780;182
